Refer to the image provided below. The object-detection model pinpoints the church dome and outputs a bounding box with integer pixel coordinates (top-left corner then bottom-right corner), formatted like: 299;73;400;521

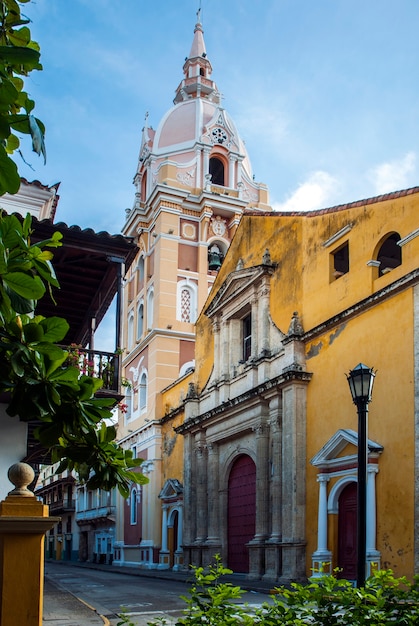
153;98;254;179
132;11;269;211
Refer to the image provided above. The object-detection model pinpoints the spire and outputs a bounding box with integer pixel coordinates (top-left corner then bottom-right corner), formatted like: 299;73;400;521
173;12;220;105
188;9;206;59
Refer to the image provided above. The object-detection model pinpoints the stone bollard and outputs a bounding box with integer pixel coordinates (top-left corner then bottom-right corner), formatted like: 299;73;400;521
0;462;60;626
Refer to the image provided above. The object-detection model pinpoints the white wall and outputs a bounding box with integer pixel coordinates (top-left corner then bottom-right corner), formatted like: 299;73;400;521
0;404;28;501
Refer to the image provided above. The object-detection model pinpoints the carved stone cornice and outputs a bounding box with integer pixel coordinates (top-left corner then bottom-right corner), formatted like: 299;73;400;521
177;369;312;434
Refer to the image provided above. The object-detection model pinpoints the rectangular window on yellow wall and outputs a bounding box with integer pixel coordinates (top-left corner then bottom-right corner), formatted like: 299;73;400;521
331;241;349;280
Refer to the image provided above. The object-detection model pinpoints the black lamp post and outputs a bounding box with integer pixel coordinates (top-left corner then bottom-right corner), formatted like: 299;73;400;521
346;363;375;588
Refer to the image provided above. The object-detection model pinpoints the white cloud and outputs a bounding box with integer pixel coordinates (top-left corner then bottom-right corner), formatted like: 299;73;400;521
369;152;416;195
272;171;339;212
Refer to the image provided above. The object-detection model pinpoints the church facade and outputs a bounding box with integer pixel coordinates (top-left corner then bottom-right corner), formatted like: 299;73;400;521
167;191;419;581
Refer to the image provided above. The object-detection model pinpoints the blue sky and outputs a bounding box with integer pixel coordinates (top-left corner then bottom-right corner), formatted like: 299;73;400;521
18;0;419;230
13;0;419;347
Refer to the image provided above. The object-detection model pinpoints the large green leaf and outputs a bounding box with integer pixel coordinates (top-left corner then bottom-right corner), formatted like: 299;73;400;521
48;366;80;384
5;133;20;153
8;27;31;48
6;288;35;313
32;342;65;360
0;77;18;108
32;258;60;288
0;46;41;70
0;115;11;139
22;321;44;342
0;212;24;247
0;145;20;194
39;316;69;342
3;271;45;299
8;113;31;134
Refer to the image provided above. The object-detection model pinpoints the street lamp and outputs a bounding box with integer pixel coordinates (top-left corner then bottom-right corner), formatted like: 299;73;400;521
346;363;375;588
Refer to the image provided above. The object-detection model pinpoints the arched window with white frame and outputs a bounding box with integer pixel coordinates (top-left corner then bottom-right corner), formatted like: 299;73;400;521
137;301;144;339
139;371;148;412
177;279;198;324
137;255;145;291
147;288;154;329
127;313;134;349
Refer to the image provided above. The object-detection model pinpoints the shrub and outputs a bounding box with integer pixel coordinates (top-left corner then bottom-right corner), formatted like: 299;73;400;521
146;556;419;625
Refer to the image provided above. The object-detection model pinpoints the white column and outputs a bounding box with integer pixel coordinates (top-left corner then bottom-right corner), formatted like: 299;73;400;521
317;475;329;552
366;464;381;574
197;149;202;189
228;156;235;188
203;148;210;183
311;474;332;577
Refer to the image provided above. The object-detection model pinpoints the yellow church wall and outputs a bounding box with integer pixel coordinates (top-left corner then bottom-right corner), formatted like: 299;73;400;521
161;411;185;484
159;375;191;497
193;313;214;394
305;288;415;577
300;191;419;332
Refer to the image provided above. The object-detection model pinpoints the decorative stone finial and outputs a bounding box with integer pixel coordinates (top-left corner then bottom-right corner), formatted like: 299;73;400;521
262;248;271;265
186;382;198;399
287;311;304;337
7;462;35;497
236;258;244;270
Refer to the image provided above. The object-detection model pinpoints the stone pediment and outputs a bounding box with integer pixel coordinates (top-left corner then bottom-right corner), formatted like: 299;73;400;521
203;109;239;151
206;262;275;318
311;428;383;469
158;478;183;500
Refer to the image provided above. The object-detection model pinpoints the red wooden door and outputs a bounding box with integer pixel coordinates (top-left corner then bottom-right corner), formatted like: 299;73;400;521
227;455;256;573
338;481;357;579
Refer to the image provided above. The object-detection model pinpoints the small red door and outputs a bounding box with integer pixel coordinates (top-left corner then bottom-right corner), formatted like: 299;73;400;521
227;455;256;573
338;482;357;579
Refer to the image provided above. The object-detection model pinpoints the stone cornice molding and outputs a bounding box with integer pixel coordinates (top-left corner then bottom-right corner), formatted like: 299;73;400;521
176;368;312;434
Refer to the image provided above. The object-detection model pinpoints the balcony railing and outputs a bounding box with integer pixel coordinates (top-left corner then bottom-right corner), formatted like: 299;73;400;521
62;346;120;394
76;505;116;522
49;498;76;513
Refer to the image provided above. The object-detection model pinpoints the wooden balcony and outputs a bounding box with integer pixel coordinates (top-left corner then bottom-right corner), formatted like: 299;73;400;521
62;346;121;397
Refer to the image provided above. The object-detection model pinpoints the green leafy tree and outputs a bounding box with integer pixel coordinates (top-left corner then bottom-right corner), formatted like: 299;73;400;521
0;212;147;497
0;1;147;496
0;0;46;195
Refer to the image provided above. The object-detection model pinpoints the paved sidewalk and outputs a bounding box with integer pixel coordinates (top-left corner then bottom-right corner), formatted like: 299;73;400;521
43;577;110;626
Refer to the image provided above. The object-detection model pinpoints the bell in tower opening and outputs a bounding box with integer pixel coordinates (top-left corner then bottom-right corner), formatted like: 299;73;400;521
208;243;224;271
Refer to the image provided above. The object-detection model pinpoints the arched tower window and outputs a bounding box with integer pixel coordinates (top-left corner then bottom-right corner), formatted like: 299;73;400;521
177;280;198;323
137;302;144;339
127;313;134;348
141;172;147;202
139;371;147;412
209;157;225;186
147;288;154;329
376;233;402;276
137;256;145;290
